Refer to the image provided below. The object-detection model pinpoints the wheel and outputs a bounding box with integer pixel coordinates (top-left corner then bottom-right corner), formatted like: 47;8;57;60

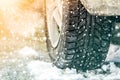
45;0;113;71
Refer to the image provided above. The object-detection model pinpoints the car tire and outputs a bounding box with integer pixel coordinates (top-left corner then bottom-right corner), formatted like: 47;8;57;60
46;0;113;71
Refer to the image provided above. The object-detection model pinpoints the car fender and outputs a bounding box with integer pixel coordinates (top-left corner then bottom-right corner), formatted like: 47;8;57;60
80;0;120;16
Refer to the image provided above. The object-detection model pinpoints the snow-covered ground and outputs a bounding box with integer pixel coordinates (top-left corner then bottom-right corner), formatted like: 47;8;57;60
27;60;120;80
0;44;120;80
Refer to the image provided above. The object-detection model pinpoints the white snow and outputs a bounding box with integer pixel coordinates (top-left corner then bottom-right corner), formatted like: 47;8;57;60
1;45;120;80
18;46;39;59
25;44;120;80
27;60;85;80
27;60;120;80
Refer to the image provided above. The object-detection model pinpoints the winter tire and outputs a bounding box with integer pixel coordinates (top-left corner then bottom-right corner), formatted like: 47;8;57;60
45;0;113;71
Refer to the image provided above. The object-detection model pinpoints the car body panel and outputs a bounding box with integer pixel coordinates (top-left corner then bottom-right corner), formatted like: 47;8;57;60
80;0;120;16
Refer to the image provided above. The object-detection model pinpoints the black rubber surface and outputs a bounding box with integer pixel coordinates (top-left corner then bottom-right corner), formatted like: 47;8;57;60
47;0;113;72
110;16;120;45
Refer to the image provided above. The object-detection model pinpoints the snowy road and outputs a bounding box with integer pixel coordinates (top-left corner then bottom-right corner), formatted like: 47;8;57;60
0;44;120;80
27;61;120;80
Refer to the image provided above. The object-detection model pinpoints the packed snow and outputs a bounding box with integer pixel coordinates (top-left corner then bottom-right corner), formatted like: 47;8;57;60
27;60;120;80
0;44;120;80
18;46;39;58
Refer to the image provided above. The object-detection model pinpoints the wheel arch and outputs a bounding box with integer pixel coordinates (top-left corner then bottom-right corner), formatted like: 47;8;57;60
80;0;120;16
